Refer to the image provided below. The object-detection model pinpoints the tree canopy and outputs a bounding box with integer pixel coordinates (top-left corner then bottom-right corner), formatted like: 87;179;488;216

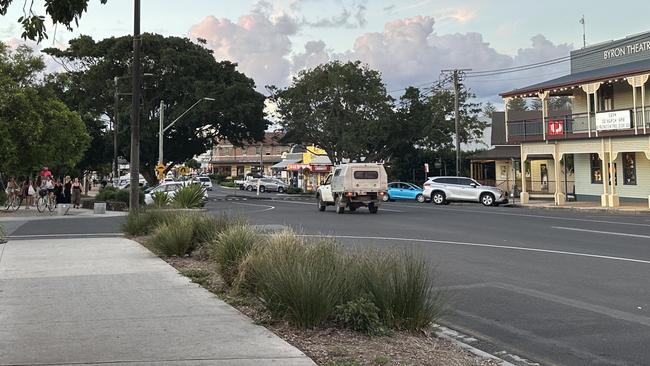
0;0;107;42
0;43;90;177
44;34;268;184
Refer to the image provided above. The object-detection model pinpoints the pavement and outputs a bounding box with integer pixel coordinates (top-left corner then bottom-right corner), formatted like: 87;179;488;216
202;187;650;366
0;236;315;365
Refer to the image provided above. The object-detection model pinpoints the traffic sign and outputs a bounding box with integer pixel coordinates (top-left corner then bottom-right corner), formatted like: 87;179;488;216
155;163;166;174
177;166;189;176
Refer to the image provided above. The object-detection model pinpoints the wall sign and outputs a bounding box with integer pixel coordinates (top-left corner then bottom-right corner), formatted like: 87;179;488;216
595;110;631;131
547;119;565;136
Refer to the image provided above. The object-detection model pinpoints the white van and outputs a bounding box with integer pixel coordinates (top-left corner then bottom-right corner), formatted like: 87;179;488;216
316;163;388;214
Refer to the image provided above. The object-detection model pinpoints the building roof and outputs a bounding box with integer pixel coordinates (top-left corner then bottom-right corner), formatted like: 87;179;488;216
470;146;521;161
501;57;650;97
309;155;332;165
271;159;301;169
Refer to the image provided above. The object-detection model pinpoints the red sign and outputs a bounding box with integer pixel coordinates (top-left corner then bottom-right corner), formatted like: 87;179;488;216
311;165;331;172
287;164;310;171
547;119;564;136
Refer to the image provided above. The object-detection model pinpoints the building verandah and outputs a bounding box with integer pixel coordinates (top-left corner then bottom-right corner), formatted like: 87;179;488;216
519;136;650;207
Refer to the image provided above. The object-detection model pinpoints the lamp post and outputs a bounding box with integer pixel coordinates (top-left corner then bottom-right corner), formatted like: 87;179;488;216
129;0;142;211
158;97;215;165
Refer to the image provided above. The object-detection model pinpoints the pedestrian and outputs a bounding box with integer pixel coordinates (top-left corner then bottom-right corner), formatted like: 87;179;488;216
72;177;82;209
53;178;63;207
21;179;31;209
31;180;38;208
63;176;72;204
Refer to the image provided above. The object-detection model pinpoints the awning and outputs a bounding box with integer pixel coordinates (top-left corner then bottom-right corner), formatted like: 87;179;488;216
470;146;521;161
501;58;650;97
271;159;301;170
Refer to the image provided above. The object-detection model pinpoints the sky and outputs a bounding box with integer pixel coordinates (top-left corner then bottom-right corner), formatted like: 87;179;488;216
2;0;650;101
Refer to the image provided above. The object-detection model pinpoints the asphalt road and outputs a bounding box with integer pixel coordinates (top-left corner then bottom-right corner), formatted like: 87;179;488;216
204;186;650;366
6;186;650;366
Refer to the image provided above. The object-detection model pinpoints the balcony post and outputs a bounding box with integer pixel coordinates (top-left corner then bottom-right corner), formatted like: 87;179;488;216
608;139;619;207
504;97;510;143
627;77;638;134
582;82;602;138
553;148;565;206
600;140;608;207
520;146;529;204
538;91;549;141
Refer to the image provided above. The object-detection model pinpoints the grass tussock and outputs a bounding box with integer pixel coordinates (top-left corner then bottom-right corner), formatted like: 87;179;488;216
150;216;195;256
209;225;260;286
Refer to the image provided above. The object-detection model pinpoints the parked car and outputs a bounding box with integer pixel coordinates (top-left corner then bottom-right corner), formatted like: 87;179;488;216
385;182;426;203
316;163;388;214
194;176;213;191
244;178;288;193
422;176;508;206
144;181;207;205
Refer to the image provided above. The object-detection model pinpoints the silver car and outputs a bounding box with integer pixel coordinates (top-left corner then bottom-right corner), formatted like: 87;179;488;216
422;176;508;206
244;178;288;193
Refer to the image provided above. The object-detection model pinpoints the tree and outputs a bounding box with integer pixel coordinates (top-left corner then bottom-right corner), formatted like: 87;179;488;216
483;102;497;118
530;98;542;111
44;34;268;185
270;61;394;164
0;43;90;177
508;97;528;111
0;0;107;42
185;158;200;170
549;96;572;111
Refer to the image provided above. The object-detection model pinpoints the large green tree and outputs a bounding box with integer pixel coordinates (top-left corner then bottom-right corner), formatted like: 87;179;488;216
270;61;394;164
44;34;268;184
0;0;107;42
0;43;90;177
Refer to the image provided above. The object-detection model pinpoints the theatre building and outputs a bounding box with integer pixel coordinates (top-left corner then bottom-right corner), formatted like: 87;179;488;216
502;31;650;207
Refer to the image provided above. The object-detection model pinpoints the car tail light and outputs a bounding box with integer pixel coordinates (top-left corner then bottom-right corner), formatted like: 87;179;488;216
378;191;385;196
423;182;431;187
346;192;354;197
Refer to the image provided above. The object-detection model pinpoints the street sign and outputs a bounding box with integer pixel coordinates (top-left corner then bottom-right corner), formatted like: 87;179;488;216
424;163;430;173
155;163;166;174
177;166;189;176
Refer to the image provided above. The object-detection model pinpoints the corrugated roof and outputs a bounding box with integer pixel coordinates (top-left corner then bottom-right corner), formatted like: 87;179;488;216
501;58;650;97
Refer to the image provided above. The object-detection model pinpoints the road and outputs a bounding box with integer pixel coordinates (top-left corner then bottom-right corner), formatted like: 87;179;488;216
204;186;650;366
5;186;650;366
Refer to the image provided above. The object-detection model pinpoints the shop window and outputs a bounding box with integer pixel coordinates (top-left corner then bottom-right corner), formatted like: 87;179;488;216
590;153;602;184
623;153;637;185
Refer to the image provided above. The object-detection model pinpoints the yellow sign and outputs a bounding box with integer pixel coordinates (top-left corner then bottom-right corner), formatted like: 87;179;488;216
156;171;165;181
177;166;189;176
155;163;166;174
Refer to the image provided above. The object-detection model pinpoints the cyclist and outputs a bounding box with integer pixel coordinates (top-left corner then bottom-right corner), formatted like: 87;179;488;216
4;177;20;204
40;176;55;205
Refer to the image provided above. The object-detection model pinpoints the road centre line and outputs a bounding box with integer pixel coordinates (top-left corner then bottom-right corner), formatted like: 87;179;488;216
391;204;650;227
552;226;650;239
298;234;650;265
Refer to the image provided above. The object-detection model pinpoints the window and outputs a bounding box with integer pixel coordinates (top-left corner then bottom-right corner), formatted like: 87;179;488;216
223;147;232;156
353;171;379;179
623;153;636;185
434;177;458;185
458;178;477;186
590;154;602;184
334;169;342;177
255;146;262;155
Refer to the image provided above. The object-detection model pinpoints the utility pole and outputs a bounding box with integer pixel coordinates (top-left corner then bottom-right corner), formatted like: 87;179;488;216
580;16;586;48
159;100;164;164
441;68;471;177
129;0;142;211
113;77;119;181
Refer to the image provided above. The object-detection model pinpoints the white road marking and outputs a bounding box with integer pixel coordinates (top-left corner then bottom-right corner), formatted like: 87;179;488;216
390;204;650;227
271;200;404;212
231;202;276;213
552;226;650;239
298;234;650;265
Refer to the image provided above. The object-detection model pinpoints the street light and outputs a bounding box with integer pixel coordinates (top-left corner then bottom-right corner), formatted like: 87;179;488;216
112;73;153;181
158;97;216;166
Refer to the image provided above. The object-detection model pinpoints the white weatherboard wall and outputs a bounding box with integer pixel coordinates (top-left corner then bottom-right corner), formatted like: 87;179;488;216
572;83;650;115
574;152;650;200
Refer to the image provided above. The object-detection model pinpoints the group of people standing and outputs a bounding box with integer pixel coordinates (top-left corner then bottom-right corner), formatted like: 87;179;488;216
5;167;83;209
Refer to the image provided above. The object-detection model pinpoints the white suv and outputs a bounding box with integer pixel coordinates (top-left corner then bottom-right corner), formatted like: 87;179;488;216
423;176;508;206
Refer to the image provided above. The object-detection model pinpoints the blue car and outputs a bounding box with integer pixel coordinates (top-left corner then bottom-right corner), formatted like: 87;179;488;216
384;182;426;203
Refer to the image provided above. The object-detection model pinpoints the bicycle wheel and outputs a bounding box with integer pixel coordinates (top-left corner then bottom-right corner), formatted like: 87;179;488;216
3;195;14;211
10;196;22;211
36;196;47;212
47;196;57;212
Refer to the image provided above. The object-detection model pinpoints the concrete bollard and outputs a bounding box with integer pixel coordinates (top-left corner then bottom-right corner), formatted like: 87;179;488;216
94;202;107;215
57;204;71;216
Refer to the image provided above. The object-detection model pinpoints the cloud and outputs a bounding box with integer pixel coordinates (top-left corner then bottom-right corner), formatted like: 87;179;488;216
189;9;573;100
2;37;66;74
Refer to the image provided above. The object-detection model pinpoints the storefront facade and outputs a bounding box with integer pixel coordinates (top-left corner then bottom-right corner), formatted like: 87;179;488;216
502;31;650;207
273;146;332;192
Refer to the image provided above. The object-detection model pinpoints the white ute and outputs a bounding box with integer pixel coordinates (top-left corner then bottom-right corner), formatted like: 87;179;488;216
316;163;388;214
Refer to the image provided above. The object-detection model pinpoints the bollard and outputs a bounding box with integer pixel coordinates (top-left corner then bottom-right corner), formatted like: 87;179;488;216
57;204;71;216
94;202;107;214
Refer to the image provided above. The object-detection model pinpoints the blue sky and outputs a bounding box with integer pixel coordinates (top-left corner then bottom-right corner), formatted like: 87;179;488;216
2;0;649;98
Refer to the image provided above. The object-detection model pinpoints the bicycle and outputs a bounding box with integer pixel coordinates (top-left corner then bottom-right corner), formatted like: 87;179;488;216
36;190;56;213
3;190;23;212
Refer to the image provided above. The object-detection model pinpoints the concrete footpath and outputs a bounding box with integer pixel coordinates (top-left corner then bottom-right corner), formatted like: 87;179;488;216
0;237;315;365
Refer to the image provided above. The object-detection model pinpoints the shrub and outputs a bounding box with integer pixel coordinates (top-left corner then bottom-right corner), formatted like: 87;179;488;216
151;191;170;207
242;231;352;328
95;187;117;202
96;187;144;206
220;181;236;188
210;225;260;286
0;190;7;206
122;209;176;236
335;297;383;335
286;187;304;194
358;251;444;331
150;215;195;256
173;184;206;208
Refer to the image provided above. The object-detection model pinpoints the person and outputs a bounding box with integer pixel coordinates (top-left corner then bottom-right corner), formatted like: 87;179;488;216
53;179;63;207
40;176;55;205
40;167;52;179
63;176;72;204
72;177;82;209
21;179;31;209
5;177;19;203
31;180;38;208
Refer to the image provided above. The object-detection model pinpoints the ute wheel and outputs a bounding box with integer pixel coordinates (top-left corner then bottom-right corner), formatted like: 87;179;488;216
416;194;425;203
335;195;345;214
348;205;357;212
246;185;254;192
259;186;266;193
431;191;446;205
277;186;284;193
382;194;390;202
368;203;379;214
317;195;326;212
481;193;495;207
